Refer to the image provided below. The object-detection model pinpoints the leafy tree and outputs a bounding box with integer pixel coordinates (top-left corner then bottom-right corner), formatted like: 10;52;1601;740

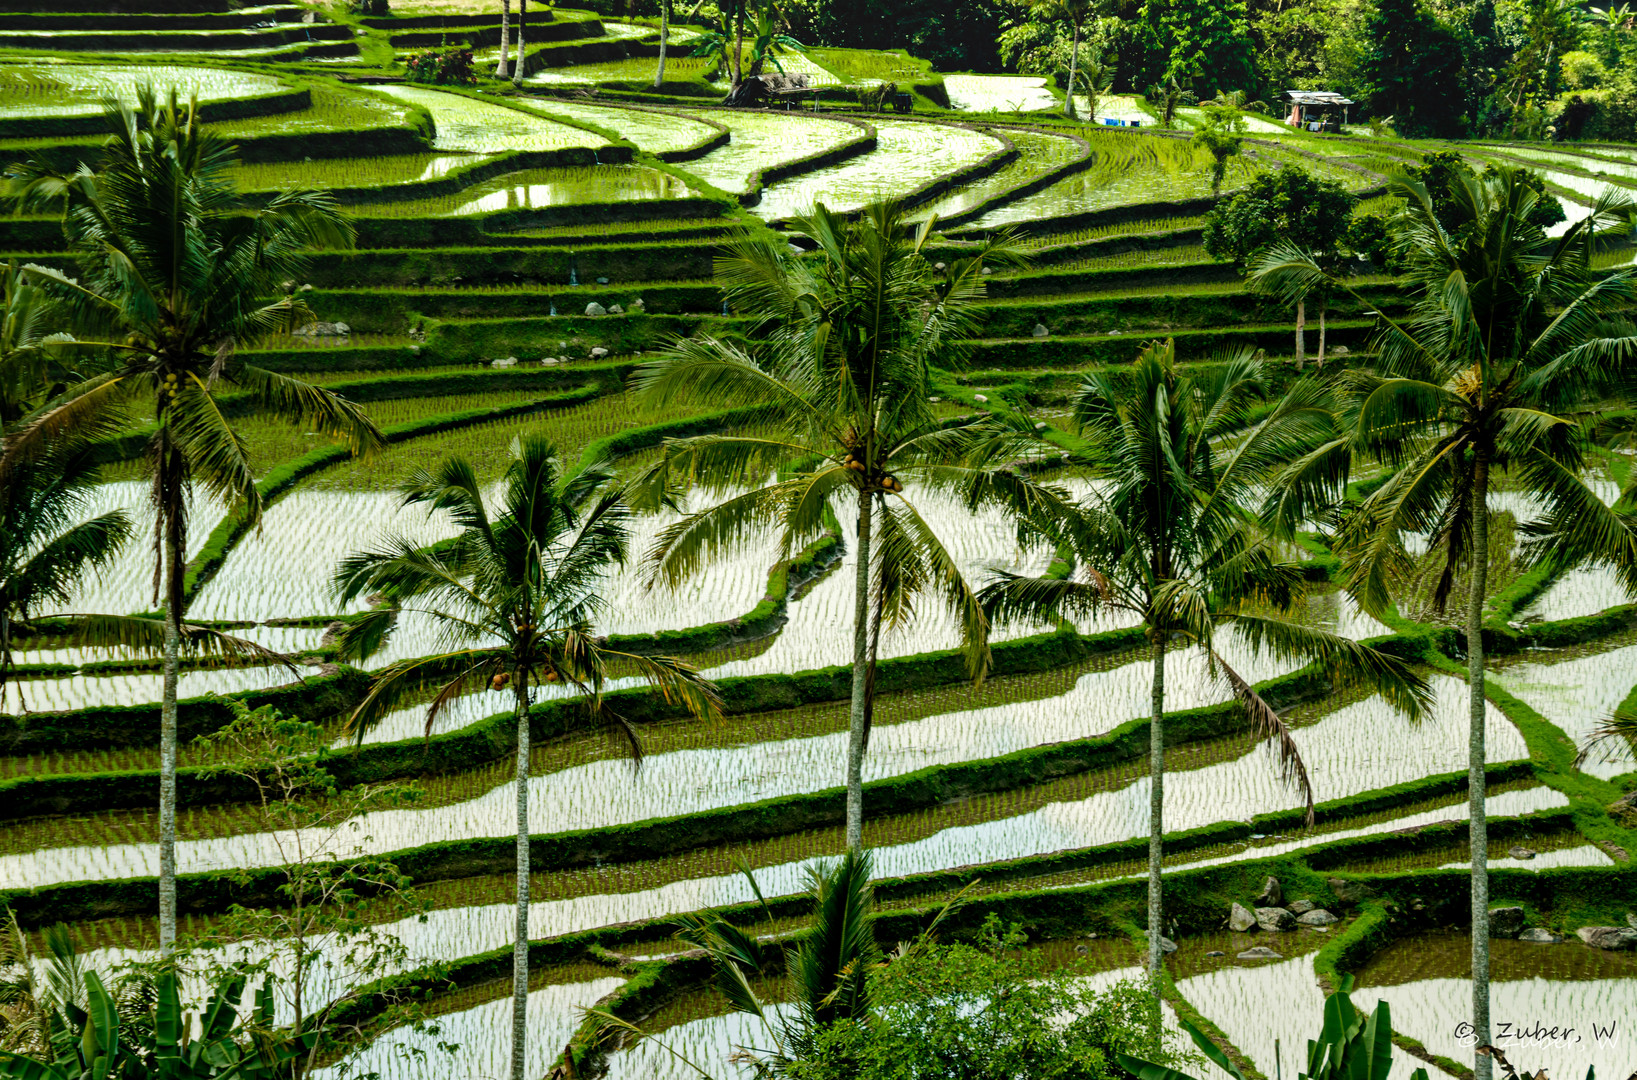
1191;116;1242;194
1249;166;1637;1080
784;0;1005;72
627;200;1042;852
1142;0;1257;97
981;342;1430;994
3;87;385;955
775;919;1198;1080
1357;0;1467;136
1027;0;1101;118
1202;167;1359;363
332;435;721;1080
745;5;808;77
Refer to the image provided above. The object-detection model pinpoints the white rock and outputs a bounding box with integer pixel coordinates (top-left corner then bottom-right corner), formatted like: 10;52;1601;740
973;394;988;403
491;357;517;368
589;347;609;359
585;302;607;317
608;304;624;314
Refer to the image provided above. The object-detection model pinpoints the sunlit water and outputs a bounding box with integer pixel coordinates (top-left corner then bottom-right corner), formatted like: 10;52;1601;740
1490;642;1637;780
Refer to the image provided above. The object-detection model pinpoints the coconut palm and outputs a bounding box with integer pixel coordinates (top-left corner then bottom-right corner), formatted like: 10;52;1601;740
332;435;721;1080
1248;164;1637;1080
628;200;1049;852
2;86;385;953
1029;0;1100;119
653;0;670;86
495;0;512;78
980;341;1431;994
511;0;527;88
0;447;131;711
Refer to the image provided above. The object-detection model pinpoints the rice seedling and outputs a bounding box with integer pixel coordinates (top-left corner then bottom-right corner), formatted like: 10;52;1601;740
805;47;927;84
677;110;863;195
0;63;285;118
352;164;694;217
1018;215;1206;249
751;120;1003;221
314;977;626;1080
230;153;480;192
211;82;418;138
942;73;1058;114
527;55;719;86
913;128;1085;221
971;133;1221;230
0;665;295;715
1346;942;1637;1080
1490;641;1637;781
30;481;228;619
509;97;719;156
366;84;608;153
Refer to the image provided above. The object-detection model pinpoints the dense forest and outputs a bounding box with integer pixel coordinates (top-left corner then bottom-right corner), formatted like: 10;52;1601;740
601;0;1636;140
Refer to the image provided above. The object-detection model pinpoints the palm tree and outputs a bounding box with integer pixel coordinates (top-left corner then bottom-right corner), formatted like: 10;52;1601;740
0;446;132;712
980;342;1431;994
653;0;670;87
512;0;527;88
2;86;385;953
495;0;511;79
1144;76;1196;129
331;436;721;1080
586;848;891;1076
1029;0;1099;119
1248;165;1637;1080
628;200;1048;851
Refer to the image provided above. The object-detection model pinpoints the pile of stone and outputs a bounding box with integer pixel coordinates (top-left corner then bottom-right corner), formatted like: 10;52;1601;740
1223;876;1341;960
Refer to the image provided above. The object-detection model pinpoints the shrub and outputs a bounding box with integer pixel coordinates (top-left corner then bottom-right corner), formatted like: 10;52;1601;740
405;47;475;85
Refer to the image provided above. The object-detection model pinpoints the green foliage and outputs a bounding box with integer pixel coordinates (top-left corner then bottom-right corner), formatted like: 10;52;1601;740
1142;0;1257;97
1357;0;1466;136
1202;166;1360;269
1402;150;1565;234
784;919;1197;1080
1190;117;1242;194
0;966;315;1080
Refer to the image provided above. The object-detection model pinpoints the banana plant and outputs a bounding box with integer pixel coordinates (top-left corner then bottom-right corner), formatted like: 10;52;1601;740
1118;979;1428;1080
0;969;314;1079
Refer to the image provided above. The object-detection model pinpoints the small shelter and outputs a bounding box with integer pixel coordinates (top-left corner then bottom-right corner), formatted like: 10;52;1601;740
1281;90;1353;132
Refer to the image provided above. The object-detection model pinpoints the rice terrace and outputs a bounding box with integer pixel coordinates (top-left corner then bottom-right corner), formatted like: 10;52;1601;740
1;0;1636;1077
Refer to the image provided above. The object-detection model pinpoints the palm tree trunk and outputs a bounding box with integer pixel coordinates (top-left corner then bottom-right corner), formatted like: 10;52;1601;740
1467;456;1492;1080
654;0;668;86
1146;635;1166;996
844;488;874;851
512;0;526;87
495;0;511;78
1295;299;1306;367
733;0;745;86
1064;21;1080;119
1318;297;1327;364
158;457;185;954
511;667;531;1080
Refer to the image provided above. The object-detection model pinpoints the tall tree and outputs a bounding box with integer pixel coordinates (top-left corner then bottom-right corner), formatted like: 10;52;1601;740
1249;165;1637;1080
495;0;512;79
981;342;1430;993
628;200;1047;851
1203;167;1359;365
654;0;669;86
513;0;526;88
1142;0;1257;97
332;436;721;1080
1028;0;1100;119
3;86;385;953
1357;0;1466;136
